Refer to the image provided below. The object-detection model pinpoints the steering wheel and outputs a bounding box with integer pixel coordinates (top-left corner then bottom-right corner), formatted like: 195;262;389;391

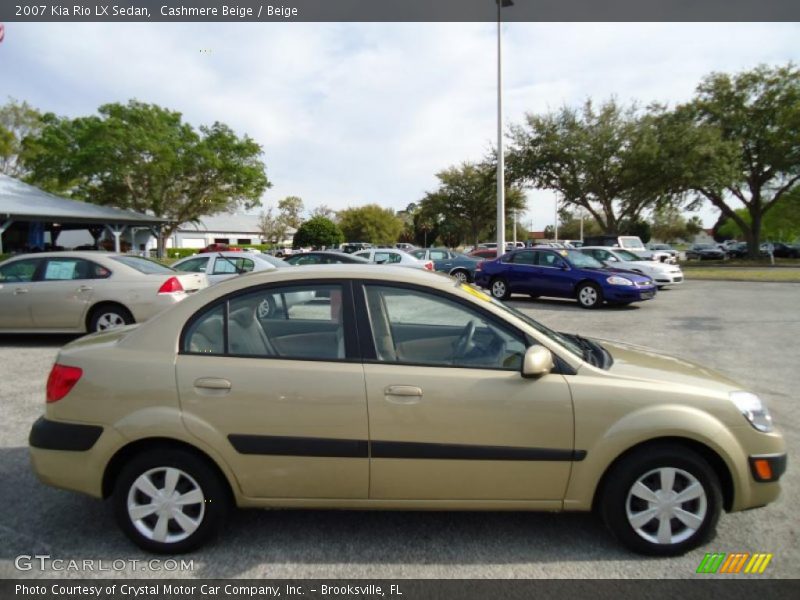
454;320;477;358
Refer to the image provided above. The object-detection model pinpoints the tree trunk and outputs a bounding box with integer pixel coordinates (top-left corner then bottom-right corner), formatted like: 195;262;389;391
747;209;762;259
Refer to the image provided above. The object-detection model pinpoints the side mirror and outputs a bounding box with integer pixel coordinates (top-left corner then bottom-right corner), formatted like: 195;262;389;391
521;345;554;378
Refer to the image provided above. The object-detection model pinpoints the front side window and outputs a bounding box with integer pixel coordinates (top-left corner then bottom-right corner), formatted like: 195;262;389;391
0;258;41;282
364;285;526;370
184;284;345;361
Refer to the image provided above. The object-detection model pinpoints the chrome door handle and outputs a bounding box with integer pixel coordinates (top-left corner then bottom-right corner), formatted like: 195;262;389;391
13;288;28;295
194;377;232;391
77;286;93;292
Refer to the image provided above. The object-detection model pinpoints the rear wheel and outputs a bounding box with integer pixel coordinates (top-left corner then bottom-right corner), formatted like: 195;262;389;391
113;449;230;554
600;445;722;556
451;269;470;284
490;277;510;300
88;304;133;332
576;282;602;309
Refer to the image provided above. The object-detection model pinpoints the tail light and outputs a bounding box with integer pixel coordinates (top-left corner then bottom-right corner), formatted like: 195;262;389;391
46;364;83;403
476;261;483;271
158;276;184;295
424;261;434;271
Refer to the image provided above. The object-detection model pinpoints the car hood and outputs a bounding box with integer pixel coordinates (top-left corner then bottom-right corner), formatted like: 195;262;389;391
577;266;654;284
596;338;741;393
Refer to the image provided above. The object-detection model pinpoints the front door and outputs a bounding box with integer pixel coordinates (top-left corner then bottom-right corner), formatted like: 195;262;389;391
176;281;369;499
359;283;575;501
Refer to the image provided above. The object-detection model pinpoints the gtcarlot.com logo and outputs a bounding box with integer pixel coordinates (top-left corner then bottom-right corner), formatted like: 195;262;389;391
696;552;773;574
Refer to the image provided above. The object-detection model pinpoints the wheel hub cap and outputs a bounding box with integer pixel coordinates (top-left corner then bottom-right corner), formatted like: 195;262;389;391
625;467;707;545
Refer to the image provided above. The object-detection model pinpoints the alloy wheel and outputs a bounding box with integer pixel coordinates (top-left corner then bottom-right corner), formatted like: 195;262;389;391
95;312;126;330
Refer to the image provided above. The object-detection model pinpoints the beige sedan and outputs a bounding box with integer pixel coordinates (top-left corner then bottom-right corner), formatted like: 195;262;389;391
29;265;785;555
0;252;207;333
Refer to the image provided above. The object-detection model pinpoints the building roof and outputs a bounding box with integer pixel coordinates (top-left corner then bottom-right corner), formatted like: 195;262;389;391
178;213;296;236
0;174;165;227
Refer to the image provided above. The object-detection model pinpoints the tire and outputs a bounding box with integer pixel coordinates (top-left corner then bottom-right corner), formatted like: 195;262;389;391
490;277;510;300
88;304;133;332
600;444;722;556
576;282;603;309
113;448;230;554
451;269;470;284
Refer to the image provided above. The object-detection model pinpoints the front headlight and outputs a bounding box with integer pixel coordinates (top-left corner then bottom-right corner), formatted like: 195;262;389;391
730;391;774;432
606;275;634;286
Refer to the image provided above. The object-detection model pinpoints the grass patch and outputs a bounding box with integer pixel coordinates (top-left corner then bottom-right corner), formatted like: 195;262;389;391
686;268;800;282
682;258;800;268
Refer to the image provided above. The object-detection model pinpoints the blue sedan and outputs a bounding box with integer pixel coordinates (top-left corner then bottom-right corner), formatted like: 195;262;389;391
474;248;657;308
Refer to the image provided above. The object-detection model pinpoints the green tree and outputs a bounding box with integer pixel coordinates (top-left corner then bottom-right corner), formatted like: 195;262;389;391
418;162;526;247
292;216;344;248
23;100;270;253
666;64;800;257
0;98;44;177
310;204;336;220
277;196;305;230
258;206;285;247
556;208;602;240
337;204;403;245
508;99;665;234
718;187;800;242
650;206;703;243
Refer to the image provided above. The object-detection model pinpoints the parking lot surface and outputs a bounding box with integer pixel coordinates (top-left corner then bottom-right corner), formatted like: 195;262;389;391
1;280;797;579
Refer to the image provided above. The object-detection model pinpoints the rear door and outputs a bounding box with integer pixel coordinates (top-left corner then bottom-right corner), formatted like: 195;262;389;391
29;257;101;329
506;250;538;294
176;281;369;499
0;257;43;328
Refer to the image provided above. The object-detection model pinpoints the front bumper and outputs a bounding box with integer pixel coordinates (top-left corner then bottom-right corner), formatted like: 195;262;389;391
654;271;684;285
604;286;657;303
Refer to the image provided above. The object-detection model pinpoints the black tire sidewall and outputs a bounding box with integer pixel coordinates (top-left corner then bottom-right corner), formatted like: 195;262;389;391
490;277;509;300
89;305;132;332
601;446;722;556
577;283;602;309
113;449;229;554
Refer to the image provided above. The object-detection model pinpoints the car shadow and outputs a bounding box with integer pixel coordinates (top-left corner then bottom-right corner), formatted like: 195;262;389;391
506;297;641;312
0;334;82;348
0;446;646;578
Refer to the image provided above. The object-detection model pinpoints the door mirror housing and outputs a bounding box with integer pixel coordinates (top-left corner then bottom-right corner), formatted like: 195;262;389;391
521;345;554;378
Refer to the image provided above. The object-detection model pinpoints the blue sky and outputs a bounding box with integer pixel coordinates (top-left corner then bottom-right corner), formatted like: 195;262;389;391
1;21;799;230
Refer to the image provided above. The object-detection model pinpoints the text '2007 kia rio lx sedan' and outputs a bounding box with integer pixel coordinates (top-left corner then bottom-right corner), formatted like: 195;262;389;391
29;265;785;555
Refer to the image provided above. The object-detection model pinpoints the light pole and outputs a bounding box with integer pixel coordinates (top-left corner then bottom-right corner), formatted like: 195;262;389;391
496;0;513;255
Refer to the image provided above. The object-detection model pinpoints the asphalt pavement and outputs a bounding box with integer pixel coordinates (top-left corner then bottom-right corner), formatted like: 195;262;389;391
0;280;797;579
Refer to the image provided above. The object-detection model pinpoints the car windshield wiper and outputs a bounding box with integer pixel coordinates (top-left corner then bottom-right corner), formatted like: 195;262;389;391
563;333;599;366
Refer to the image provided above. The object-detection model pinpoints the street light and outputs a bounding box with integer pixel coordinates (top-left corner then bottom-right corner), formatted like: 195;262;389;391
496;0;513;255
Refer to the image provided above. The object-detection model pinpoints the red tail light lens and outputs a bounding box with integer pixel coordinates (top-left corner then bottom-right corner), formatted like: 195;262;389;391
158;276;184;294
424;261;434;271
46;364;83;403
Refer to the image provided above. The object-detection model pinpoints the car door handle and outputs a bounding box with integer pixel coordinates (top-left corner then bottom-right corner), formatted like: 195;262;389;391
194;377;232;391
384;385;422;404
13;288;28;295
77;286;93;292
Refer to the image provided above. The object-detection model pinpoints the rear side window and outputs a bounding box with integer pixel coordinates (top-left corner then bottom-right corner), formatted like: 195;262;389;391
510;251;536;265
183;284;345;361
174;257;209;273
42;258;111;280
111;255;174;274
213;257;254;274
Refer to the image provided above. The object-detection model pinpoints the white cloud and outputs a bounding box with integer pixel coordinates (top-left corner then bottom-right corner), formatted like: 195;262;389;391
2;21;799;230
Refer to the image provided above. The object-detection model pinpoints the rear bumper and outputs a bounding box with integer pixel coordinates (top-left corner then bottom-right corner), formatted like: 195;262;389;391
29;417;102;451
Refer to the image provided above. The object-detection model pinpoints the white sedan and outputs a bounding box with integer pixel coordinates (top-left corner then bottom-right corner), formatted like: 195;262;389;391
172;251;286;285
172;251;311;316
579;246;684;288
354;248;433;270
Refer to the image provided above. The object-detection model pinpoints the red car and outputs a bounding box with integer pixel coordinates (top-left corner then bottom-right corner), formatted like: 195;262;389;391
468;248;499;260
198;243;242;253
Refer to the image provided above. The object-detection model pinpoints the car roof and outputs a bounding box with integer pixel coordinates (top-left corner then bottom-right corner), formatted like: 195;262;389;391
1;251;119;261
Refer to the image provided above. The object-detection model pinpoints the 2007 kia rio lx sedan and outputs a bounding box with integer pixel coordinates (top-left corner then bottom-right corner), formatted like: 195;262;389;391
29;265;786;555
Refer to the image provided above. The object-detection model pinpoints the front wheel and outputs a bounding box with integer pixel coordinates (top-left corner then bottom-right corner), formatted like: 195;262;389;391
113;449;230;554
490;277;510;300
600;445;722;556
576;282;602;309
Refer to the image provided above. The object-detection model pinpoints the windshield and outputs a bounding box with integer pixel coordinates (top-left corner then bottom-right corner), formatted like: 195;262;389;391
563;250;605;269
111;255;175;274
619;237;645;250
615;249;643;261
257;254;289;268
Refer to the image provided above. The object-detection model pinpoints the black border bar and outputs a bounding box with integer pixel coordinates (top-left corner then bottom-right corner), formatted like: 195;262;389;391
3;1;800;22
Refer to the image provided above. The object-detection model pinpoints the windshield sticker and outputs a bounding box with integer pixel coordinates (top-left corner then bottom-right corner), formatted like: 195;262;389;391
460;283;492;302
